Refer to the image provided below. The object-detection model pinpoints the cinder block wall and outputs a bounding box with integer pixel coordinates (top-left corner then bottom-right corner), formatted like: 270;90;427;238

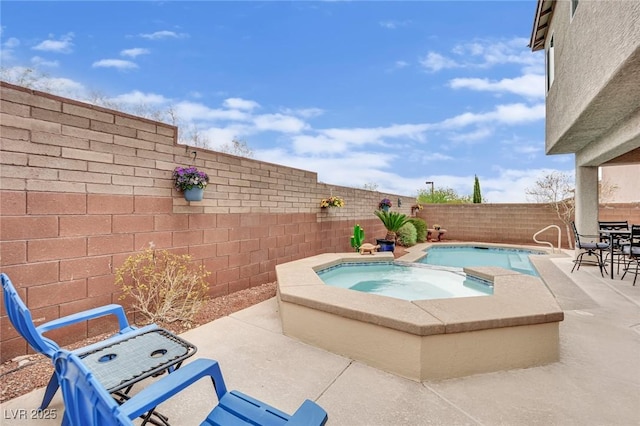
0;82;416;360
417;202;640;248
1;82;637;361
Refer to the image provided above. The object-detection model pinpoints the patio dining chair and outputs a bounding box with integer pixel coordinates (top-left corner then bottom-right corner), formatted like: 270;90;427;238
570;222;609;277
1;272;158;410
598;220;629;274
621;224;640;285
54;349;328;426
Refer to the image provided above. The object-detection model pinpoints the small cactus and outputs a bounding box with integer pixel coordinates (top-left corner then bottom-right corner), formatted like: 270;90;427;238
350;224;365;252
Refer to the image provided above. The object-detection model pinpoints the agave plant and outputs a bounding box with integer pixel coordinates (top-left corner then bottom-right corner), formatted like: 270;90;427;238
374;210;410;241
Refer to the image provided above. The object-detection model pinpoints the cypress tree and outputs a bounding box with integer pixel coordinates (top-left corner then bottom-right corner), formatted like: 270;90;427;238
473;175;482;203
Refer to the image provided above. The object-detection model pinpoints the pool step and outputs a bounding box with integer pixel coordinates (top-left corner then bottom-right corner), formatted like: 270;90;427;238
508;254;533;274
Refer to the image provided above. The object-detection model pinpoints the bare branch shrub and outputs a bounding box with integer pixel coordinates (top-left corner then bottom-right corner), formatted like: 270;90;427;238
525;171;575;249
115;248;211;324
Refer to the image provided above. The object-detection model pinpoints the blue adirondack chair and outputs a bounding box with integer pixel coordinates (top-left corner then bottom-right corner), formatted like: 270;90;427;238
54;349;328;426
1;272;158;410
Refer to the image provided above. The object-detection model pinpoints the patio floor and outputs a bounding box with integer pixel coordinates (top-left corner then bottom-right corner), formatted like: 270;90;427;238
2;251;639;425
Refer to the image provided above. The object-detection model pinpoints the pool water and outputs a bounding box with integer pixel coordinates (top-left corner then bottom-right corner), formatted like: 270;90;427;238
419;246;541;276
317;262;492;301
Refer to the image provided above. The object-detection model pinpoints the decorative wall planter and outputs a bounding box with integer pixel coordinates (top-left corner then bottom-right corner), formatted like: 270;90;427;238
183;187;204;201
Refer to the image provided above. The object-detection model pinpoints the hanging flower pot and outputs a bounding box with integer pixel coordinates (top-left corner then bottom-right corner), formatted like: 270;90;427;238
173;166;209;202
183;187;204;201
378;198;392;211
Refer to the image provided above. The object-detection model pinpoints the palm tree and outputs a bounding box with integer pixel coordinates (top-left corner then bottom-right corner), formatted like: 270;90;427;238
374;210;410;242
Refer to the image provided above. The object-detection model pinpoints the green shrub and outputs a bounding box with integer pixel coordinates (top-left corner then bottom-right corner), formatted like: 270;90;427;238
408;218;427;243
397;222;417;247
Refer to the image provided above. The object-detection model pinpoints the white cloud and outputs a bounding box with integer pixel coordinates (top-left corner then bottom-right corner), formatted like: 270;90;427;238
30;56;59;68
447;127;494;143
173;101;250;122
120;48;150;58
109;91;169;105
32;33;74;53
3;37;20;49
139;30;188;40
449;74;545;99
253;113;307;133
421;37;544;73
92;59;138;70
223;97;260;111
201;125;252;148
439;103;545;129
419;52;460;72
281;107;324;118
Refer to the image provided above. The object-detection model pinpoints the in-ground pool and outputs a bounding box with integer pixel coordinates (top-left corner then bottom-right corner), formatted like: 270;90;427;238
317;262;492;301
420;245;542;276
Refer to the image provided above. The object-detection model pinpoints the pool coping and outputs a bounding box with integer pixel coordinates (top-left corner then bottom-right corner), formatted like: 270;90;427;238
277;245;564;336
276;243;566;380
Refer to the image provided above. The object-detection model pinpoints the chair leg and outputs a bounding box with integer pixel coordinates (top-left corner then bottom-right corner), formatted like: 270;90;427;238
39;373;59;410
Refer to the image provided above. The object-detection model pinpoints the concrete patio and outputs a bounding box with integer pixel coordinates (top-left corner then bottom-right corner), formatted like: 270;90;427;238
2;252;639;425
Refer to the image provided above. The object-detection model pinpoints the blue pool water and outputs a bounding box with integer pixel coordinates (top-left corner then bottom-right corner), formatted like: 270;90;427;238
317;262;492;301
419;246;541;276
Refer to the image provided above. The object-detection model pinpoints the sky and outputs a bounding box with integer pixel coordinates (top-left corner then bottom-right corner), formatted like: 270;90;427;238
0;1;574;202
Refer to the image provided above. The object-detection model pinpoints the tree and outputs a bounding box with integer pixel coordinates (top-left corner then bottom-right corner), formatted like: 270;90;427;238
362;182;379;191
525;171;575;249
416;187;472;204
473;175;482;203
218;138;254;158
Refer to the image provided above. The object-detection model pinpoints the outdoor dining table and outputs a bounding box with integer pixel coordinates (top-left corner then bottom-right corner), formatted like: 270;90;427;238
599;228;631;279
79;328;197;425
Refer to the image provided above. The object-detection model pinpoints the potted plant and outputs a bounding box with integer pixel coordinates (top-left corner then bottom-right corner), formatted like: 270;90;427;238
173;166;209;201
373;210;410;252
410;203;423;216
378;198;392;212
320;196;345;208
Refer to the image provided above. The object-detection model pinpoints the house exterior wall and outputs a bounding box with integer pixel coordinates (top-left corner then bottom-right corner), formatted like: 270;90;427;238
1;83;636;361
601;164;640;203
544;0;640;161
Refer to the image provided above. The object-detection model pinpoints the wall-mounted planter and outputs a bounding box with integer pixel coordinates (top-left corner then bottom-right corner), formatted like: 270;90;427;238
183;187;204;202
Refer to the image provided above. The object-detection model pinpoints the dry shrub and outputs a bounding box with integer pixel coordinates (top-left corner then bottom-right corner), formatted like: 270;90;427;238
115;248;210;324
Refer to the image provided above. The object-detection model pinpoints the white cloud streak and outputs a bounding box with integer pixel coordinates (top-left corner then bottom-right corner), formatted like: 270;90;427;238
92;59;138;70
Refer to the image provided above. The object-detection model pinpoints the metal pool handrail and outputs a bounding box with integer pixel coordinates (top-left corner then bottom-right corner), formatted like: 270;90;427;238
533;225;561;253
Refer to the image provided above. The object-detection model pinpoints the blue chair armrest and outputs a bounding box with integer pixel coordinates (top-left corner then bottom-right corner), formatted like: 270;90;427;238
36;304;133;335
288;400;328;426
119;358;228;420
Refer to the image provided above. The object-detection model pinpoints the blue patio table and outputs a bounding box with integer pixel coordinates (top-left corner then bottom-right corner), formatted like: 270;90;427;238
79;328;197;425
599;229;631;279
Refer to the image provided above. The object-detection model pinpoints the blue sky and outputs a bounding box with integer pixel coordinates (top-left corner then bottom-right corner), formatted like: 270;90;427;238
1;1;573;202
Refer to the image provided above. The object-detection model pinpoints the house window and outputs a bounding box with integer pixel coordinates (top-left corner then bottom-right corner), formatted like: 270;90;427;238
571;0;579;17
547;35;555;91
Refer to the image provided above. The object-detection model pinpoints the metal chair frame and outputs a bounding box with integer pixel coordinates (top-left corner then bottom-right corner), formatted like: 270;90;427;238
621;224;640;286
570;222;610;277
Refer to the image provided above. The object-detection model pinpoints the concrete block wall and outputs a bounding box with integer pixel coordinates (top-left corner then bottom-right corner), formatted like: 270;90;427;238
1;82;635;361
417;202;640;249
0;82;413;361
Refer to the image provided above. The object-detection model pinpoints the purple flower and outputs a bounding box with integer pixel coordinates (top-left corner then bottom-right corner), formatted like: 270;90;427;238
173;166;209;191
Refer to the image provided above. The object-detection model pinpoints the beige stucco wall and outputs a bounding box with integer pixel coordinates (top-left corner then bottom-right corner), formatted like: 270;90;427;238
601;164;640;203
544;0;640;162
